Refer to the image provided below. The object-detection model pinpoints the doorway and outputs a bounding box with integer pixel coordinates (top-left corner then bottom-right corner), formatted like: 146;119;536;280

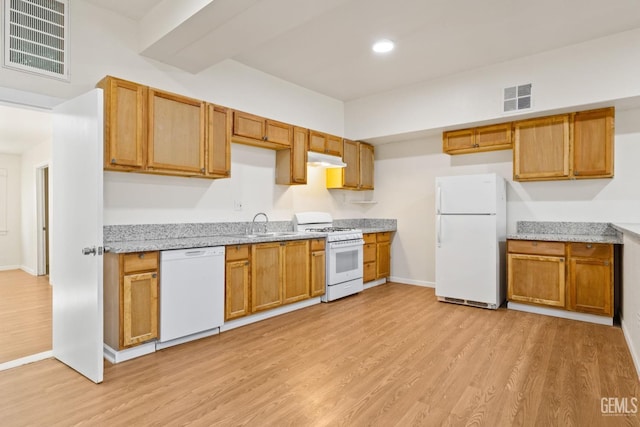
37;165;49;276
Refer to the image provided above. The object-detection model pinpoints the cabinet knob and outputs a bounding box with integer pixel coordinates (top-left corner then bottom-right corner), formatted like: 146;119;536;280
139;253;145;259
262;136;268;141
586;244;593;249
111;158;116;164
152;273;157;278
245;261;249;266
532;242;538;246
201;168;205;173
515;174;519;178
574;171;580;176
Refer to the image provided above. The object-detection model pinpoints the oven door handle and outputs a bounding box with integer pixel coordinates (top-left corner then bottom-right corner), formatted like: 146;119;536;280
328;239;365;249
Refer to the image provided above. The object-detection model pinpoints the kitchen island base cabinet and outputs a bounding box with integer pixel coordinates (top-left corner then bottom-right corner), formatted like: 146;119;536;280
104;251;159;350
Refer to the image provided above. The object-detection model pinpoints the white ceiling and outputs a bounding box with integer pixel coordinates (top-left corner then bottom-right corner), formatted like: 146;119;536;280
0;105;51;154
82;0;640;101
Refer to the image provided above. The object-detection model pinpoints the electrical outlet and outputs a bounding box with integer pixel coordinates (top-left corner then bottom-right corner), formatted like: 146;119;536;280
233;200;243;211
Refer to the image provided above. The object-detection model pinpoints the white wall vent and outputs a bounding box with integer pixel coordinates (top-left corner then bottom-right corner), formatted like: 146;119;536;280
503;83;532;113
3;0;69;80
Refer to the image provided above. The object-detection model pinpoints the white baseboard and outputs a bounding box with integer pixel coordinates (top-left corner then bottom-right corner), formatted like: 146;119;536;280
20;266;36;276
156;328;220;350
103;342;155;364
621;317;640;381
0;265;21;272
507;302;613;326
0;351;53;371
221;297;321;332
364;278;386;289
390;276;434;288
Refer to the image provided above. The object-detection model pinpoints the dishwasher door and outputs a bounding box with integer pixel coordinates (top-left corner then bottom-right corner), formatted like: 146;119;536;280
159;247;225;343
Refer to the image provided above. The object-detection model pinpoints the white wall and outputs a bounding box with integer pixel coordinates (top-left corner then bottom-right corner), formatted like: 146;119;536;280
0;154;21;269
622;232;640;380
20;141;51;275
345;28;640;141
104;144;365;225
0;2;344;136
364;107;640;286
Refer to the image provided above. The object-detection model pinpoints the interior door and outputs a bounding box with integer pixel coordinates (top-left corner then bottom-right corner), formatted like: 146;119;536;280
51;89;104;383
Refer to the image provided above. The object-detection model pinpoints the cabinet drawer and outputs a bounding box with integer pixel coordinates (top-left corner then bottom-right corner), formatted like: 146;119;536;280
310;239;325;251
507;240;564;256
363;233;376;244
569;242;612;259
364;243;376;263
377;232;391;242
123;251;158;273
363;261;376;283
226;245;250;261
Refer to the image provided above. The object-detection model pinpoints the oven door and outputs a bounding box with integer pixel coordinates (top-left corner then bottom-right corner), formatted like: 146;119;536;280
327;239;364;286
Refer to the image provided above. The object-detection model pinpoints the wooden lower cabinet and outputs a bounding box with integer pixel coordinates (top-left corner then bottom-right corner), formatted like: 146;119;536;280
310;239;326;297
225;245;250;321
252;243;283;312
507;253;565;307
282;240;310;304
104;251;159;350
567;243;613;316
507;240;615;317
363;232;392;283
226;239;319;319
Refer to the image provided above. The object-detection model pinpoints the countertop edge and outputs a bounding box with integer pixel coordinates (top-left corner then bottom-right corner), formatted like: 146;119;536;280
612;223;640;241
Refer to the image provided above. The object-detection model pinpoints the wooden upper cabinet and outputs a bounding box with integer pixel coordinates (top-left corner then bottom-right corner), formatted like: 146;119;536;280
147;88;206;175
276;126;308;185
513;114;570;181
326;141;374;190
232;110;292;149
99;76;147;170
342;139;359;189
309;130;343;157
359;142;374;190
572;107;614;179
442;123;512;155
206;104;231;178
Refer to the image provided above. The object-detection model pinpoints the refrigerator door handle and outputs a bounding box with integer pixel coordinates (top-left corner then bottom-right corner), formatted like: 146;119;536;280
436;185;442;215
436;215;442;247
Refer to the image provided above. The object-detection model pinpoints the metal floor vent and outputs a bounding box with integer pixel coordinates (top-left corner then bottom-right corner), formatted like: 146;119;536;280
503;83;532;113
4;0;69;80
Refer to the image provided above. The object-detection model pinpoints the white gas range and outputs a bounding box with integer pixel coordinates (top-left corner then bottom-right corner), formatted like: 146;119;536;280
293;212;364;302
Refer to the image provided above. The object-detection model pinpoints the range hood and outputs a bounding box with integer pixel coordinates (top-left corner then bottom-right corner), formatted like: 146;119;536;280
307;151;346;168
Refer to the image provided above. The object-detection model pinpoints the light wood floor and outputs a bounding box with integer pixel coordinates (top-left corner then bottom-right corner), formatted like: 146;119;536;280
1;283;639;426
0;269;51;364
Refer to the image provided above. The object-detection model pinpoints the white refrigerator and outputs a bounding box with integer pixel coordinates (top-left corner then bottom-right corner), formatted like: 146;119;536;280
435;173;507;309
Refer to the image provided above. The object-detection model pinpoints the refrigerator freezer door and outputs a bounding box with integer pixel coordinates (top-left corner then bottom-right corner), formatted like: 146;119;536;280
436;174;498;215
435;215;501;306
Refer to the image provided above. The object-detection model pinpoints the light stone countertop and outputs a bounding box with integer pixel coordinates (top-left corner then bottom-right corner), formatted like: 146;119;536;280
507;221;623;244
104;219;397;254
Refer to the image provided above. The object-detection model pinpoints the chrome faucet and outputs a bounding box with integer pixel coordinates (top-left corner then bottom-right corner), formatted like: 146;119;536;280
250;212;269;234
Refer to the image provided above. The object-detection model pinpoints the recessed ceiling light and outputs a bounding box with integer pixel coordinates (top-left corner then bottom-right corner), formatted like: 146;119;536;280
372;39;394;53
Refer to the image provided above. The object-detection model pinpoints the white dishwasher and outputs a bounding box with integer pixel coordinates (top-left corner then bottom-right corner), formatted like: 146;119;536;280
159;246;225;347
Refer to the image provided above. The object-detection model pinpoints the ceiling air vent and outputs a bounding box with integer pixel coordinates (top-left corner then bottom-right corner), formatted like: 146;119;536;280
3;0;69;80
503;83;532;113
